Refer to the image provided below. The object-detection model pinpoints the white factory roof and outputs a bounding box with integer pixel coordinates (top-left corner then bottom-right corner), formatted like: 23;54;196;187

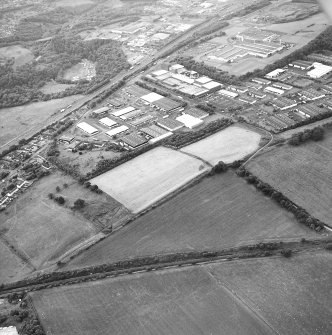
264;86;284;95
141;92;164;103
93;106;109;114
112;106;135;117
265;68;285;78
307;62;332;78
77;122;98;135
172;73;195;84
99;117;117;127
176;114;204;129
0;326;19;335
219;89;238;98
195;76;212;84
202;81;221;90
106;125;129;137
152;69;169;77
169;64;185;71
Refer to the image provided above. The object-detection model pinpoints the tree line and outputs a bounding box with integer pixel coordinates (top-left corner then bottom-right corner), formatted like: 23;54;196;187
288;126;325;145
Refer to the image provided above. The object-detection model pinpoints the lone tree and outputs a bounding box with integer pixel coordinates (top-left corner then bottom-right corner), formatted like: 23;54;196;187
214;161;228;174
55;196;65;205
74;199;85;209
56;186;61;192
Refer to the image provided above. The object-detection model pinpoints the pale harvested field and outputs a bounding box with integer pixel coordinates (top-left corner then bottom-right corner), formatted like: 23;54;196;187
248;133;332;224
181;126;261;165
0;96;83;148
68;172;318;270
0;241;32;284
0;172;128;270
90;147;209;213
207;250;332;335
0;45;34;68
31;266;275;335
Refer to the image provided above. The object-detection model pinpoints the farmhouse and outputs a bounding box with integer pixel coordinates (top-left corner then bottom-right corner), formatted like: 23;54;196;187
176;114;204;129
112;106;136;117
99;117;117;128
77;122;98;135
157;118;184;131
106;125;128;138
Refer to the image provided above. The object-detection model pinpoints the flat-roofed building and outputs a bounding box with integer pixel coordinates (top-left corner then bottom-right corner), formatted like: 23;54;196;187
252;77;271;85
169;64;185;73
112;106;136;117
125;85;150;97
195;76;212;85
176;114;204;129
151;69;169;77
272;82;293;90
130;115;155;126
157;118;184;131
239;96;257;105
298;88;325;101
272;97;297;110
153;97;183;112
265;68;285;79
172;73;195;85
307;62;332;78
202;81;222;91
218;89;238;98
184;108;209;119
141;124;169;138
248;90;266;99
120;109;144;120
228;85;248;93
178;85;209;97
264;86;284;95
108;99;122;108
289;60;313;70
120;133;148;149
77;122;98;135
99;117;117;128
106;125;128;138
141;92;164;103
92;106;109;115
247;82;263;90
0;326;19;335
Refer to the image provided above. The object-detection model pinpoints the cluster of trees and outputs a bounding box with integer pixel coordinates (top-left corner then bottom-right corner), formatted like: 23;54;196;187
212;161;228;174
73;198;85;209
236;167;325;231
0;36;129;108
288;126;325;145
22;162;50;181
164;118;232;148
0;171;9;179
48;193;65;205
82;181;103;194
174;56;241;85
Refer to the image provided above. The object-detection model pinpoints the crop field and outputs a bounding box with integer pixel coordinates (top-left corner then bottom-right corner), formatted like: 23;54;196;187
180;125;261;165
0;172;129;270
0;95;83;148
207;250;332;335
247;132;332;224
0;45;34;69
31;266;276;335
0;241;32;284
90;147;209;213
68;172;318;270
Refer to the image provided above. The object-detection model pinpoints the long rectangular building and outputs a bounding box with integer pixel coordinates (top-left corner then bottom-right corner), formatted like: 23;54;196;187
106;125;128;138
77;122;98;135
112;106;136;117
99;117;117;128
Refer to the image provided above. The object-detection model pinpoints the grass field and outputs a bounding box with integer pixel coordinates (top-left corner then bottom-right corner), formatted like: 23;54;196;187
181;126;261;165
0;96;83;148
0;45;34;69
0;172;129;272
31;266;276;335
0;240;32;284
90;147;210;213
207;250;332;335
40;82;75;94
247;132;332;224
67;172;318;270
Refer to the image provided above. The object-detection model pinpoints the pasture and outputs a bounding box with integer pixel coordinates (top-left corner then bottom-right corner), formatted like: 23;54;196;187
31;266;275;335
247;133;332;224
0;172;129;270
68;172;318;270
90;147;209;213
0;45;34;69
0;95;83;148
180;125;261;165
208;250;332;335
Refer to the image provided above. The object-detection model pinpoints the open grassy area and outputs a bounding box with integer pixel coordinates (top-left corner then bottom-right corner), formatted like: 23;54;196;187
31;266;275;335
90;147;210;213
180;125;261;165
0;172;129;272
40;82;75;94
0;45;34;69
0;96;83;148
67;172;318;270
207;250;332;335
247;131;332;224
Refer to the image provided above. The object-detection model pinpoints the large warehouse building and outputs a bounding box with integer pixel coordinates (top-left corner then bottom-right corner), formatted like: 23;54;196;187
77;122;98;135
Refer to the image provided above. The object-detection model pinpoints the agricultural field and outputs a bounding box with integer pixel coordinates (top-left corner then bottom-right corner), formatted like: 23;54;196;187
67;172;319;270
0;241;32;284
31;266;276;335
207;250;332;335
180;125;262;165
90;147;210;213
0;172;129;271
0;45;34;69
0;95;83;148
247;131;332;224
